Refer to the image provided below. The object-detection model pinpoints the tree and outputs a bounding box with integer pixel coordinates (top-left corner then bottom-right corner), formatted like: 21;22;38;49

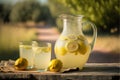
10;0;42;22
48;0;71;18
0;3;11;23
10;0;54;24
56;0;120;34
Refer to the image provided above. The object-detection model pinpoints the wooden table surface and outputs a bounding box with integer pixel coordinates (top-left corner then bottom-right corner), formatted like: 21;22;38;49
0;63;119;80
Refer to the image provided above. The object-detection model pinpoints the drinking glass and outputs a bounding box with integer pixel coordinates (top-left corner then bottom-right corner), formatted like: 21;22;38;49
32;41;51;70
19;41;34;69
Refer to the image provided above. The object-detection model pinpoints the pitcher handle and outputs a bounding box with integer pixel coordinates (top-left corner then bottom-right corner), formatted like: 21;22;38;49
82;21;97;50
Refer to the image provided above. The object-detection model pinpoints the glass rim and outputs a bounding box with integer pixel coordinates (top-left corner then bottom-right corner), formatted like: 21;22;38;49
32;41;51;47
19;41;32;45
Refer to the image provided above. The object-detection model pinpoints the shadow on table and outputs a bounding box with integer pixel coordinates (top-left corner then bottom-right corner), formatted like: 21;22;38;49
88;50;120;63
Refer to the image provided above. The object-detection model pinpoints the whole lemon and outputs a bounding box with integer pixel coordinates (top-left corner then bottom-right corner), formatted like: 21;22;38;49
48;59;63;72
14;58;28;70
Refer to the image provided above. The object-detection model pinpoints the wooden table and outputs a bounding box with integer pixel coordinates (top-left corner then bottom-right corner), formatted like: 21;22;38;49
0;63;119;80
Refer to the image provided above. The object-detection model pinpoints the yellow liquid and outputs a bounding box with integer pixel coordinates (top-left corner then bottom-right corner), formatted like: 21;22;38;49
55;35;91;69
19;45;34;68
55;45;91;69
33;47;51;69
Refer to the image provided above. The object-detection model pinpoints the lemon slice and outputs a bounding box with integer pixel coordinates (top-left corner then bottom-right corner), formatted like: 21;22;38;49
78;41;88;54
20;45;32;49
35;47;51;54
32;41;38;47
67;34;78;40
55;46;67;56
65;41;79;52
78;35;86;41
14;58;28;70
41;47;51;53
47;59;63;72
35;47;42;54
24;46;32;49
60;36;68;40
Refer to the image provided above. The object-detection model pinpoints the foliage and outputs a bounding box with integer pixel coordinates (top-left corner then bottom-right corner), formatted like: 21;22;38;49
0;3;12;22
10;0;41;22
40;5;54;24
53;0;120;34
0;24;35;60
10;0;53;23
48;0;71;18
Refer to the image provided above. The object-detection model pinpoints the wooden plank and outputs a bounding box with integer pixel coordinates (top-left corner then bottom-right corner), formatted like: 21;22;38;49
0;63;119;80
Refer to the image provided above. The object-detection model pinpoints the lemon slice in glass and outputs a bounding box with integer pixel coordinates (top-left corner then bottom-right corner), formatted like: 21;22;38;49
35;47;42;54
24;45;32;50
41;47;51;53
65;41;79;53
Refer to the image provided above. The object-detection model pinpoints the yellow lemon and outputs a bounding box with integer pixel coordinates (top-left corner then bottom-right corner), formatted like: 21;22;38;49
65;41;79;53
55;46;67;56
14;58;28;70
41;47;51;53
67;34;78;40
78;41;88;54
60;36;68;40
47;59;63;72
78;35;86;41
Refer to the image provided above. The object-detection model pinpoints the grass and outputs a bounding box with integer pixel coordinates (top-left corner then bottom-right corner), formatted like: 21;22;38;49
86;35;120;54
0;23;36;60
94;36;120;53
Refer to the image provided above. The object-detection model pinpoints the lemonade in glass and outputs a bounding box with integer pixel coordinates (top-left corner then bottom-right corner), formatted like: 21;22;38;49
32;41;51;70
19;41;34;69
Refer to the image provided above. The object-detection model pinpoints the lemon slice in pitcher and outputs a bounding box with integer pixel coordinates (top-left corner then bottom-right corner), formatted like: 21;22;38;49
78;35;86;41
67;34;78;40
78;41;88;54
65;41;79;53
55;46;67;56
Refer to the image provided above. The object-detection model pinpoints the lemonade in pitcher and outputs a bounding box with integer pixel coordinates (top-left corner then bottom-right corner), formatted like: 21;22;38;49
55;14;97;69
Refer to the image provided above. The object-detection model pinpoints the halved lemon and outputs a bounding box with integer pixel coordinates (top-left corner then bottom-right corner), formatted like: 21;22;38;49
55;46;67;56
41;47;51;53
65;41;79;53
67;34;78;40
78;41;88;54
20;45;32;50
78;35;86;41
60;36;68;40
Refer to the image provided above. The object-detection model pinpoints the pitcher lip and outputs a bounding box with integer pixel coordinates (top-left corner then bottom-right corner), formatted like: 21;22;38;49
75;15;84;21
58;14;73;19
59;14;83;21
76;15;84;18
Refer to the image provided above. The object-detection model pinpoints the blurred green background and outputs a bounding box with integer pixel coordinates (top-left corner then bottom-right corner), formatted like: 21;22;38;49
0;0;119;62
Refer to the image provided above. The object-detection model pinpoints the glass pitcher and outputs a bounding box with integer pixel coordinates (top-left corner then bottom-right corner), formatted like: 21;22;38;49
54;14;97;69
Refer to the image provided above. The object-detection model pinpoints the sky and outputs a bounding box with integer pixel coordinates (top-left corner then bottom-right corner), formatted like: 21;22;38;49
0;0;48;4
